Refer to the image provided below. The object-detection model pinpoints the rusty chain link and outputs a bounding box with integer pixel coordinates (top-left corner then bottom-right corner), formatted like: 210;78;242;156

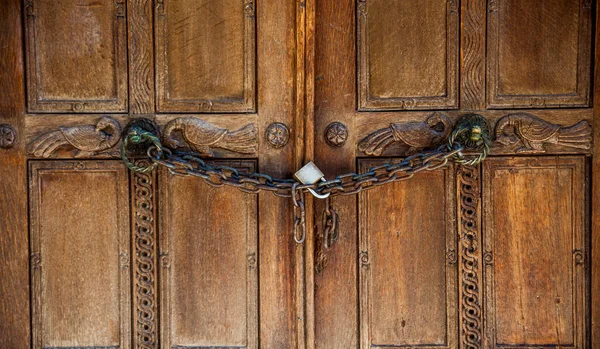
121;115;490;246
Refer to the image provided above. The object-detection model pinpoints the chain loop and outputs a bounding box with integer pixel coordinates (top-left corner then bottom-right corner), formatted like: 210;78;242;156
121;116;490;245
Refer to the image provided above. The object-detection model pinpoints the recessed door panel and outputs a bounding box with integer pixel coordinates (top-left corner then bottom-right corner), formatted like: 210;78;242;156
29;161;130;349
358;160;457;349
483;157;586;348
24;0;128;112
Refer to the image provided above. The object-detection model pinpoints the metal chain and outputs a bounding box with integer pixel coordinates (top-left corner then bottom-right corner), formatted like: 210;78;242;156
121;116;490;245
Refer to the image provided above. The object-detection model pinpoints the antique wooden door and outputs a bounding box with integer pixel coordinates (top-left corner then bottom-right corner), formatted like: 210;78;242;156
310;1;600;349
2;1;600;349
0;0;306;348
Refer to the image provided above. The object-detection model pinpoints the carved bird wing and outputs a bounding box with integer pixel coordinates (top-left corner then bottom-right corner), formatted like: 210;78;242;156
181;118;228;146
517;118;561;142
60;125;107;151
390;121;434;148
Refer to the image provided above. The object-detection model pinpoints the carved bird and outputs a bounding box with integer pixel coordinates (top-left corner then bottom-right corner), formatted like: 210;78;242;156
358;112;452;156
28;116;121;158
163;116;257;156
495;113;592;154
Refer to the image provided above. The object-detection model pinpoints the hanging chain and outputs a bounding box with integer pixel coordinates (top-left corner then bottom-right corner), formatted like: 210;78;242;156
121;115;490;245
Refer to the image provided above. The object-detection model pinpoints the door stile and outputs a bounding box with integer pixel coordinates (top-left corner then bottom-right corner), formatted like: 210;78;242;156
0;0;29;348
127;0;155;115
591;1;600;345
301;0;317;347
460;0;486;111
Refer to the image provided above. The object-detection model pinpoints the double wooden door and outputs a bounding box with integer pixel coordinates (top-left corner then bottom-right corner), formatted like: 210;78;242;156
0;0;599;348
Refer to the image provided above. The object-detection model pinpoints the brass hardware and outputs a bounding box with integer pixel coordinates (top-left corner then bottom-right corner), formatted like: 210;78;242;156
121;116;490;243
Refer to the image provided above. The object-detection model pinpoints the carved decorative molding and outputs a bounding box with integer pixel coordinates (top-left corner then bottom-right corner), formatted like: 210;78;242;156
28;116;121;158
458;165;482;349
132;159;157;349
494;113;592;154
163;117;257;156
358;112;451;156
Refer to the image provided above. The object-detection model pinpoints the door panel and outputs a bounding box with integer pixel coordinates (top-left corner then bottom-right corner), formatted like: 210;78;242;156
313;1;594;349
483;157;586;348
159;161;258;349
29;161;131;349
487;0;592;108
358;161;457;349
155;0;256;113
24;0;128;113
357;0;459;110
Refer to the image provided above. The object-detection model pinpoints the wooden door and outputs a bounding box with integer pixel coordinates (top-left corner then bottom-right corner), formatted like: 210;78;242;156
0;0;307;348
311;1;599;349
2;1;600;349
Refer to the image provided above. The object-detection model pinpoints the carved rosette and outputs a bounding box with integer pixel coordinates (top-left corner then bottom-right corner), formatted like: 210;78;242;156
458;165;482;349
132;159;157;349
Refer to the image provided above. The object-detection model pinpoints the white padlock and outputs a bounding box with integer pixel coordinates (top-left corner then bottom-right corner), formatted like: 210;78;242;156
294;162;330;199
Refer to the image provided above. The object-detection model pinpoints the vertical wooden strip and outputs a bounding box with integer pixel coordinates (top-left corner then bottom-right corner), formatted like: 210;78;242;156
0;0;29;347
457;165;482;349
460;0;486;110
314;0;358;347
304;0;316;347
295;0;309;348
132;159;157;349
128;0;155;114
255;0;298;346
591;1;600;345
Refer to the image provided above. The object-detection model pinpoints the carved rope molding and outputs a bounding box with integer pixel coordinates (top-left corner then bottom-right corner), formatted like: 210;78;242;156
458;165;482;349
132;159;157;349
27;116;259;158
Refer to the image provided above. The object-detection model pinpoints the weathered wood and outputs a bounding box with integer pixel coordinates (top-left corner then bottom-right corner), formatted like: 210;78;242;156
487;0;592;108
24;0;128;112
155;0;256;113
314;0;359;347
358;161;457;349
460;0;486;110
131;159;158;349
483;157;586;348
128;0;155;114
357;0;459;110
0;0;29;347
591;1;600;345
29;161;131;349
159;161;258;348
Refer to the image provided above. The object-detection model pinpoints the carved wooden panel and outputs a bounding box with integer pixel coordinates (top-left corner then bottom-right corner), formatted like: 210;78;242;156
458;165;483;349
132;159;157;349
29;161;130;349
487;0;592;108
483;157;587;348
24;0;127;113
359;160;457;349
156;0;256;113
357;0;458;110
159;160;258;349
